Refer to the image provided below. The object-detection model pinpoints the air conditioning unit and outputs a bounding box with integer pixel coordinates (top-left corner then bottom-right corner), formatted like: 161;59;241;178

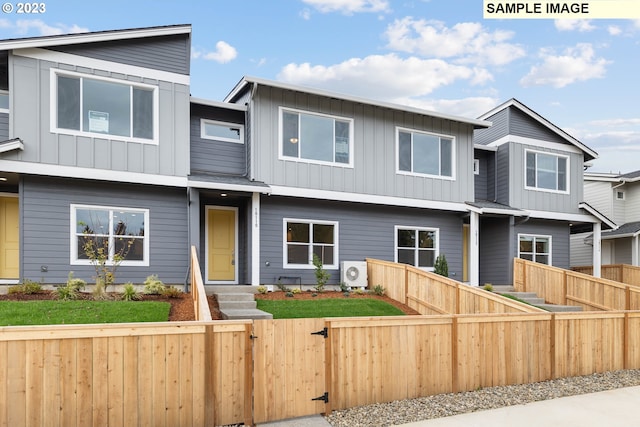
341;261;368;289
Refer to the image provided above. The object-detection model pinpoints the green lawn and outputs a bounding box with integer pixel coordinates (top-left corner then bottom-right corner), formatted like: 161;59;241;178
0;300;171;326
256;298;405;319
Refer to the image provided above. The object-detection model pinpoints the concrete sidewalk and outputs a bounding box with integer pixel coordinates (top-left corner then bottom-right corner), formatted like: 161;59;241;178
258;386;640;427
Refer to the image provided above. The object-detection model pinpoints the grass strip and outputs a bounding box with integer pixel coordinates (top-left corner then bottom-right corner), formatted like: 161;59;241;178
0;300;171;326
256;297;405;319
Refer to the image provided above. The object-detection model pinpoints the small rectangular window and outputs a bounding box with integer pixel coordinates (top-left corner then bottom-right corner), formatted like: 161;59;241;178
201;119;244;143
518;234;551;265
616;190;625;200
473;159;480;175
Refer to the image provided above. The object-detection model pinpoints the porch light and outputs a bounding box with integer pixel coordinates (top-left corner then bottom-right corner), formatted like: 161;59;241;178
289;137;298;144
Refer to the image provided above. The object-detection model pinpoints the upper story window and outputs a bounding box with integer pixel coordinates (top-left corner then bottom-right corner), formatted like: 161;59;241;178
397;128;454;179
71;204;149;266
280;107;353;167
525;150;568;193
473;159;480;175
53;70;158;144
201;119;244;143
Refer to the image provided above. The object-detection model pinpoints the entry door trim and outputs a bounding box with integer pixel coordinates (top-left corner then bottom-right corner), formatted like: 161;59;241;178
205;205;239;285
0;194;19;282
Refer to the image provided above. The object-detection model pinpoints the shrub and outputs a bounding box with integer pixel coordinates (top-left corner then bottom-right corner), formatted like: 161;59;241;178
483;283;494;292
56;284;79;301
313;254;330;293
275;281;291;293
434;254;449;277
143;274;165;295
121;282;141;301
339;282;351;293
291;288;302;294
66;271;86;291
353;288;365;295
257;285;268;294
161;286;183;298
372;284;386;296
9;280;43;295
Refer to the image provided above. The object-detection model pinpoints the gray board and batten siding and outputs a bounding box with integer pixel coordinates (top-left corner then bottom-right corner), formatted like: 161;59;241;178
247;85;476;204
5;46;190;177
21;175;189;284
190;103;247;176
0;112;8;141
259;195;464;285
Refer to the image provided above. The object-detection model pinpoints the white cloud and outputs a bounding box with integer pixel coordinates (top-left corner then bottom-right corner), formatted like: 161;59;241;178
520;43;609;88
301;0;390;14
384;18;525;66
607;25;622;36
391;96;499;119
0;19;88;36
192;41;237;64
277;53;476;100
554;19;595;32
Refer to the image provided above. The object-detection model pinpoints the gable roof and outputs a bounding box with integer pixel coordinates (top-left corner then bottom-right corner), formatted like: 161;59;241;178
225;76;492;129
0;24;191;51
477;98;598;161
585;169;640;183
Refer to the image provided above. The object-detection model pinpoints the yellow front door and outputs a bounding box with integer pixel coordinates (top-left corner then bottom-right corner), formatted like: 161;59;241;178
207;208;236;282
0;196;19;279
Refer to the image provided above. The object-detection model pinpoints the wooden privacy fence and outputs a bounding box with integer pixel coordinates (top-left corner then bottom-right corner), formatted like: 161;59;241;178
190;246;212;321
514;258;640;311
573;264;640;287
367;258;545;314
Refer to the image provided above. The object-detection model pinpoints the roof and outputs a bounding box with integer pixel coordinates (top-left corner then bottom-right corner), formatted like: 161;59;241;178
585;169;640;183
224;76;492;130
602;221;640;239
0;24;191;50
188;173;270;194
466;200;528;216
190;97;247;112
477;98;598;161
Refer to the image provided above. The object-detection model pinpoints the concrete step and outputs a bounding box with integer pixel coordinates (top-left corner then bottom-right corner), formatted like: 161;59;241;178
499;291;540;299
218;300;258;310
221;309;273;320
535;303;583;312
216;292;255;302
209;285;258;295
491;285;516;293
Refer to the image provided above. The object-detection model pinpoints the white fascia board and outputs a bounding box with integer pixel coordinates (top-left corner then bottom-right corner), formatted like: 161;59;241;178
487;135;583;155
578;202;617;230
269;185;470;212
0;159;188;187
188;179;270;194
0;138;24;153
14;48;190;86
526;209;601;224
226;76;492;129
481;207;529;216
0;25;191;50
190;97;247;111
473;144;498;152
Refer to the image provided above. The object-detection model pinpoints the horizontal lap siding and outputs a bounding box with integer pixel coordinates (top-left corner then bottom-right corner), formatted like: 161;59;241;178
515;219;570;269
260;196;463;285
479;217;512;285
22;176;188;284
0;112;8;141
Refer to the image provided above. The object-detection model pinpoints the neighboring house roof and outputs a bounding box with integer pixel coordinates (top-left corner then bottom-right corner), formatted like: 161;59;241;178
224;76;492;130
0;24;191;50
584;169;640;183
188;173;270;194
602;221;640;239
190;97;247;112
578;202;616;230
477;98;598;161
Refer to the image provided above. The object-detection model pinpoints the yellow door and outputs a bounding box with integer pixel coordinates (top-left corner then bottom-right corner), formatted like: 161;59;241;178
0;196;19;279
462;224;469;283
207;208;236;282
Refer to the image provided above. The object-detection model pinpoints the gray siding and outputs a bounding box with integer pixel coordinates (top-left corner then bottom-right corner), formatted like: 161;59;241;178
50;34;190;75
474;150;489;200
509;107;572;145
570;232;593;267
21;176;188;284
0;112;8;141
259;196;464;285
250;86;475;204
515;219;570;269
474;108;508;146
6;54;189;177
190;104;246;175
479;217;512;285
496;145;510;205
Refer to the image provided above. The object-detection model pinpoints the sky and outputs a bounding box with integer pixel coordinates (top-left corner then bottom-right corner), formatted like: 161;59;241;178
0;0;638;174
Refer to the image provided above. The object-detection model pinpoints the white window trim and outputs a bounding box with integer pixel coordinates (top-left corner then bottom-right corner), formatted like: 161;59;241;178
517;233;552;265
50;69;160;145
200;119;244;144
616;190;626;201
394;225;440;271
278;106;354;168
395;127;456;181
524;149;570;195
282;218;339;270
70;204;150;267
473;159;480;175
0;90;9;113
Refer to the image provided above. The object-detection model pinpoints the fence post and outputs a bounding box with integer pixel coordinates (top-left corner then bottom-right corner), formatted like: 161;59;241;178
244;323;254;427
562;271;568;306
205;325;216;426
451;316;458;393
404;264;409;306
624;312;629;370
324;319;333;415
549;313;556;380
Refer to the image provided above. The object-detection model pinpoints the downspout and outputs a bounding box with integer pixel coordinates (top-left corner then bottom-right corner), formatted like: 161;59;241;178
184;186;191;292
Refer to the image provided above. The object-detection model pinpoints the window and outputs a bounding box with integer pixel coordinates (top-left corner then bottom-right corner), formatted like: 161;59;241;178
473;159;480;175
518;234;551;265
616;190;625;201
397;128;454;178
53;71;157;143
71;205;149;266
395;226;439;270
284;219;338;269
525;150;568;193
201;119;244;143
280;108;352;166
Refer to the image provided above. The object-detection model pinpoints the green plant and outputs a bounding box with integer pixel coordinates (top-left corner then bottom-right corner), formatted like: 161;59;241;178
56;284;79;301
291;288;302;294
121;282;141;301
434;254;449;277
275;281;291;293
353;288;365;295
143;274;166;295
285;291;294;298
372;284;386;296
8;280;43;295
312;254;330;293
66;271;86;291
339;282;351;293
161;286;183;298
257;285;268;294
483;283;494;292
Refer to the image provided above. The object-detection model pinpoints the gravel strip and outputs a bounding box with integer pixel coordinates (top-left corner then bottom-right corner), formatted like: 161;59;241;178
325;369;640;427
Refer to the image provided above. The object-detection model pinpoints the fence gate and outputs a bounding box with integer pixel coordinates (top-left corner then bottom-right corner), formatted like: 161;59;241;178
252;318;328;424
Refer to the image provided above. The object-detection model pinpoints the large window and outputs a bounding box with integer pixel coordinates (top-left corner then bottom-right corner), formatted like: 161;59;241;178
54;71;157;143
280;108;352;166
283;219;338;269
395;226;439;270
397;128;454;178
71;205;149;266
525;150;568;193
518;234;551;265
201;119;244;143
